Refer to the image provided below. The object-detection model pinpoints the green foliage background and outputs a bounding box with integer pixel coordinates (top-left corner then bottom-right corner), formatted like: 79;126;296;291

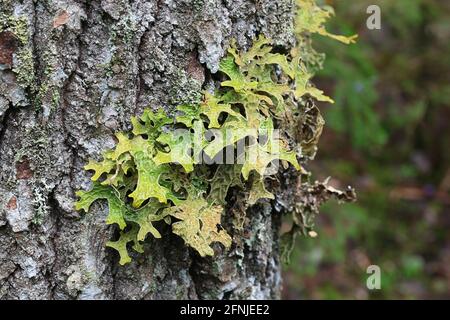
283;0;450;299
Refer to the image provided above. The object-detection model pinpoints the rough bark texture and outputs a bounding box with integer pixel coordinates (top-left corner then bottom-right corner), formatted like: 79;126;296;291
0;0;296;299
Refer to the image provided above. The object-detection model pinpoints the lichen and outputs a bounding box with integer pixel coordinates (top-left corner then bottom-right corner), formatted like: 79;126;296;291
31;180;51;225
75;0;357;265
110;14;137;46
51;89;61;110
35;48;59;113
169;69;203;106
1;13;63;112
13;47;35;90
0;14;29;45
14;125;51;180
0;14;36;91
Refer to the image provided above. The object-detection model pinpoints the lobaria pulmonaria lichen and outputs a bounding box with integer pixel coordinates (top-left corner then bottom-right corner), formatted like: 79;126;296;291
75;0;357;265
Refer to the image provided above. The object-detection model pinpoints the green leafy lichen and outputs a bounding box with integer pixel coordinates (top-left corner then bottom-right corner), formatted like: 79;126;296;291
75;0;356;265
169;195;232;257
295;0;358;44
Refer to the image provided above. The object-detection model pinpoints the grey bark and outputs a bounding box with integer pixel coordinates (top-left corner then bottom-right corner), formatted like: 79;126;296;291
0;0;295;299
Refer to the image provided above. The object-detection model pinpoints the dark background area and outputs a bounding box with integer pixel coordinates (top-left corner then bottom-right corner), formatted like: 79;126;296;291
283;0;450;299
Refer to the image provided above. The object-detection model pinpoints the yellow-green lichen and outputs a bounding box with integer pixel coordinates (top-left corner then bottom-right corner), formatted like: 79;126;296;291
75;0;356;265
0;14;29;44
13;47;36;90
0;14;36;91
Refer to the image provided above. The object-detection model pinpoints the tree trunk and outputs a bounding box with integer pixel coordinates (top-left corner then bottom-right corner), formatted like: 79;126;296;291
0;0;296;299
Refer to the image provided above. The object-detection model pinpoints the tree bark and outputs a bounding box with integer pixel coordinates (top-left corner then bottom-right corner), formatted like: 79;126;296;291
0;0;295;299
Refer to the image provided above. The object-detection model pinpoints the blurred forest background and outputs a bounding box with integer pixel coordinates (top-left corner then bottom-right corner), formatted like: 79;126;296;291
283;0;450;299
